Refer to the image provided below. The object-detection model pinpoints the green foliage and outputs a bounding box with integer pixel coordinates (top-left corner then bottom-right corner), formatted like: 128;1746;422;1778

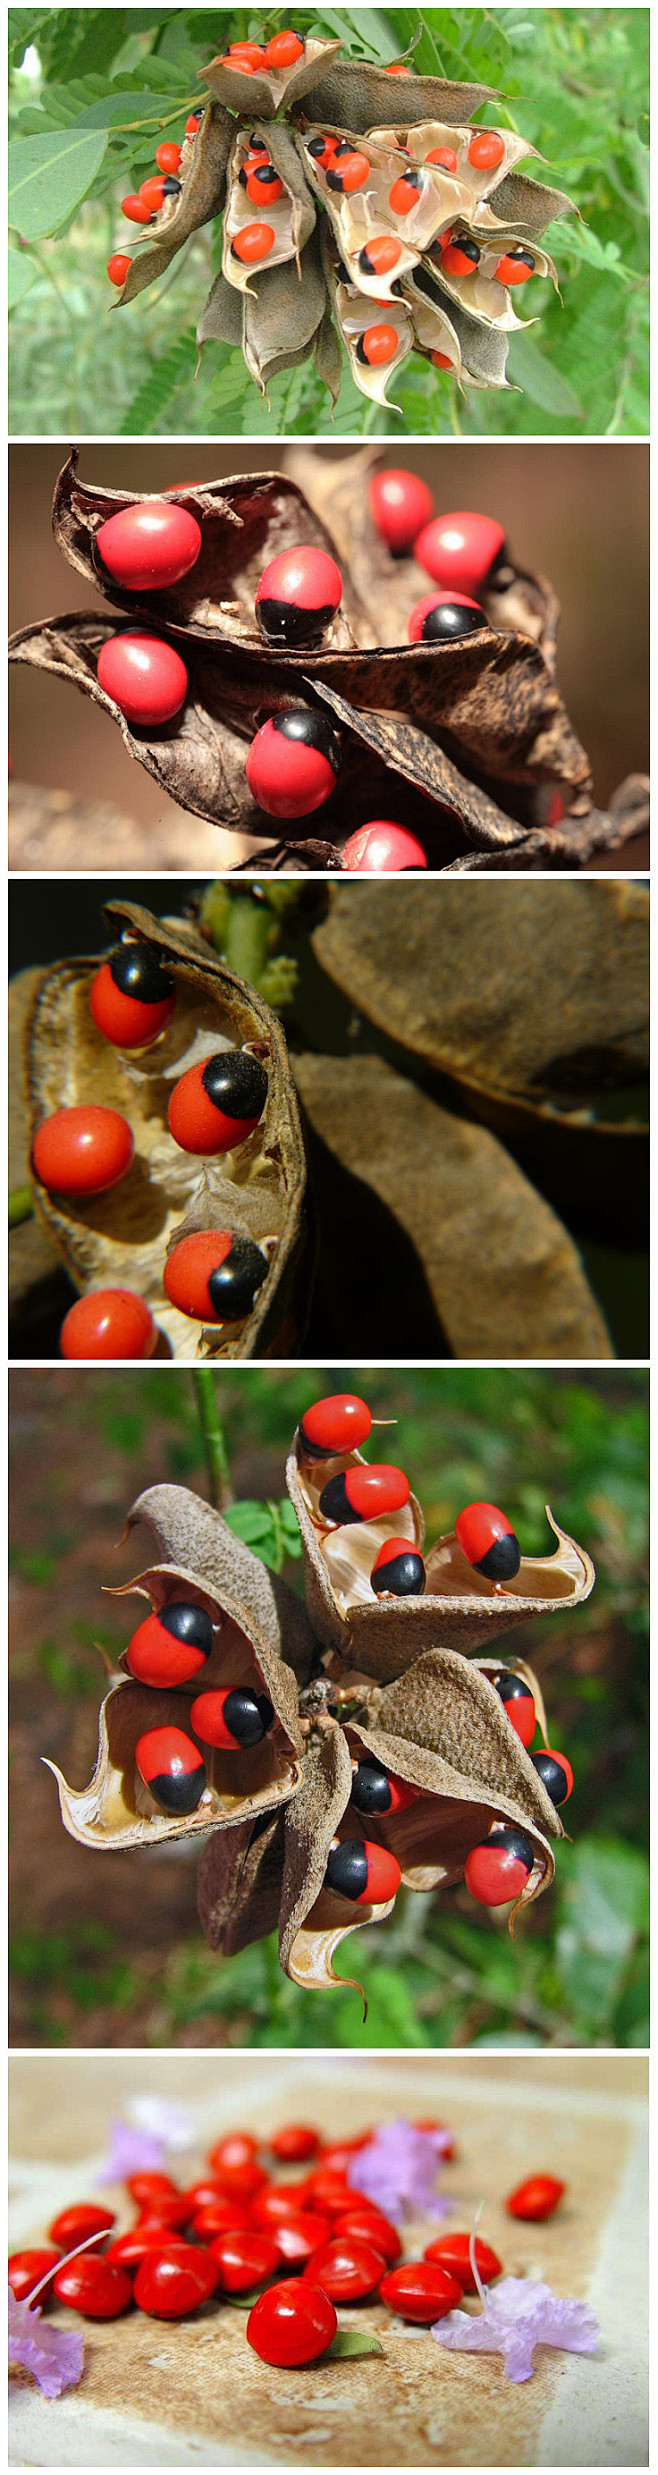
8;7;648;435
225;1496;303;1572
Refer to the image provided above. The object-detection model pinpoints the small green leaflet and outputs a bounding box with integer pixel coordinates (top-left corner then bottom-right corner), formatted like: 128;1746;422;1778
507;331;583;420
8;247;38;308
226;2288;266;2310
9;128;108;238
326;2329;385;2359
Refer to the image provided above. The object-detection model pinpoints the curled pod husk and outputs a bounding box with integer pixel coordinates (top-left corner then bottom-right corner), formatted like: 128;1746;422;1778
52;448;364;651
25;898;310;1359
223;122;316;292
286;1438;594;1682
286;443;559;663
198;1808;287;1956
278;1724;399;1995
311;881;650;1142
9;597;591;857
116;101;234;308
203;35;343;122
293;1051;612;1362
46;1480;312;1852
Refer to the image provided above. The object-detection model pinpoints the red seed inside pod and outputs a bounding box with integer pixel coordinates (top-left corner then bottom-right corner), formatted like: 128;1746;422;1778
414;509;506;593
323;1839;402;1906
95;500;202;590
155;141;182;174
326;150;371;194
370;1537;426;1597
355;324;399;368
126;1600;213;1689
89;945;176;1048
358;236;402;279
298;1391;372;1459
408;591;484;645
426;144;458;170
468;129;506;168
264;30;304;68
163;1231;268;1325
531;1747;574;1805
138;175;167;213
32;1104;134;1198
318;1463;410;1525
389;170;424;214
441;235;480;278
464;1825;534;1906
167;1049;268;1155
495;246;535;285
455;1501;521;1583
349;1756;418;1818
231;222;275;264
369;467;435;552
255;545;343;648
121;194;152;223
341;821;428;873
97;631;188;725
246;709;341;819
246;166;284;205
60;1289;157;1362
107;254;131;286
189;1686;274;1750
135;1723;207;1817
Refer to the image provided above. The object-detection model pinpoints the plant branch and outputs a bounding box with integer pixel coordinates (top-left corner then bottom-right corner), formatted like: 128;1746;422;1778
192;1368;230;1509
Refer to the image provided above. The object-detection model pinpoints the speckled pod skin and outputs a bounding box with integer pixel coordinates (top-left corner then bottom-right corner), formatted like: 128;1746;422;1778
26;899;310;1361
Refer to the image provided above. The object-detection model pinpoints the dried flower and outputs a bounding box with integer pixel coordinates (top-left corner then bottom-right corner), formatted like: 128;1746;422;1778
8;2292;84;2400
348;2118;453;2223
432;2274;599;2383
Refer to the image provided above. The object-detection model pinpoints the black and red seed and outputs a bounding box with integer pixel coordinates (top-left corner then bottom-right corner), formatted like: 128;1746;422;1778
455;1501;521;1582
135;1724;207;1816
370;1537;426;1597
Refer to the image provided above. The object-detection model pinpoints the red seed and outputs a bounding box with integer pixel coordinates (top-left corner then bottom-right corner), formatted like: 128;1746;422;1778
60;1289;157;1361
53;2256;132;2318
424;2232;502;2290
247;2278;336;2367
8;2248;61;2302
506;2174;565;2221
134;2242;220;2317
379;2260;463;2322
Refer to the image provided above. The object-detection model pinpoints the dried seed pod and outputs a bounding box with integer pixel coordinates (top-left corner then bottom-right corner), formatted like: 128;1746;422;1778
114;102;234;308
25;900;309;1358
293;1051;612;1362
45;1482;312;1853
53;449;363;651
278;1726;399;1994
311;881;650;1147
224;122;316;291
203;34;343;122
286;1439;594;1683
198;1809;287;1955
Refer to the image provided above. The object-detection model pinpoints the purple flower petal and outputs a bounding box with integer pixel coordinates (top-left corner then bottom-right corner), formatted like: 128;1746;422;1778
432;2275;599;2384
348;2118;454;2224
129;2096;193;2150
8;2293;84;2400
96;2118;165;2185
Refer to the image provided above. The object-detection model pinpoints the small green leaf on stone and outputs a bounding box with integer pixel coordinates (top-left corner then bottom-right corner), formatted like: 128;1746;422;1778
326;2329;385;2359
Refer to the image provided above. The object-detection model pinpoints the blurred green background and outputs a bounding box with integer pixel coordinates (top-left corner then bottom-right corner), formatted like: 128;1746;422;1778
9;1364;648;2051
8;6;649;437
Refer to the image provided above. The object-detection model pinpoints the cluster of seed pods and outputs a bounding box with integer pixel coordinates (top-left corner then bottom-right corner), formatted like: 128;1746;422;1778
296;1393;574;1911
81;470;512;871
31;936;274;1358
100;26;568;409
9;2111;565;2361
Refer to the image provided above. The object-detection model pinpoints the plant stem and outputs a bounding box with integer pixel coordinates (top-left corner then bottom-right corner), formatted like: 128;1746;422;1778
192;1368;230;1509
9;1185;34;1228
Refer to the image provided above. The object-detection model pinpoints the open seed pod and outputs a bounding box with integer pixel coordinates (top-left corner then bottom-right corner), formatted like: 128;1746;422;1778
12;449;645;872
198;1808;287;1956
45;1481;312;1852
311;880;650;1152
102;29;575;414
278;1725;399;1995
117;101;234;308
286;1439;594;1681
52;449;364;650
25;898;310;1358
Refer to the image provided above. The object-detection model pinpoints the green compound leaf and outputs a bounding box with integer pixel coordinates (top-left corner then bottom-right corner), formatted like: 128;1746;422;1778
326;2329;385;2360
8;127;107;238
507;330;583;419
8;247;38;309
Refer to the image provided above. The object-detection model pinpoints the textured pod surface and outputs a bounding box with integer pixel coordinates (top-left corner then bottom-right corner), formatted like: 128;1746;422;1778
116;101;233;307
203;35;343;121
53;449;364;649
198;1809;286;1957
26;900;309;1359
294;1052;612;1362
286;1440;594;1680
312;882;649;1124
46;1483;310;1852
278;1726;398;1994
